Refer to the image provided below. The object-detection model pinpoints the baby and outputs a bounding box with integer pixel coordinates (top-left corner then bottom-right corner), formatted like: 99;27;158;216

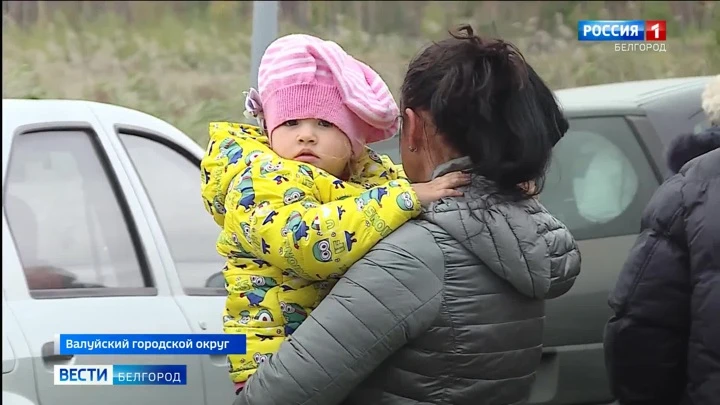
200;34;468;393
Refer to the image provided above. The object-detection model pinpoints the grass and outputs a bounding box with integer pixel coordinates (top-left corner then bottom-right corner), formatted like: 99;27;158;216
3;11;719;145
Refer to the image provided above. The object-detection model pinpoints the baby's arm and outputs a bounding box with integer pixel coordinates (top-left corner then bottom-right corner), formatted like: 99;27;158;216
238;157;422;281
378;154;410;181
362;149;411;181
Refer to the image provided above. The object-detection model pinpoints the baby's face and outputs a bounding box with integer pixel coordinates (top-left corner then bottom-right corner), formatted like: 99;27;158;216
270;119;352;177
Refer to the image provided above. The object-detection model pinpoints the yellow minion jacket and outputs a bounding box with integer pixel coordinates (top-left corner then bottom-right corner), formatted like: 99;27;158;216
200;122;421;384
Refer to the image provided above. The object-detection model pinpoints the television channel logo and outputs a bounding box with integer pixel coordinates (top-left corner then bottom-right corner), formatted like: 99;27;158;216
644;20;667;41
577;20;666;42
54;365;112;386
54;365;187;386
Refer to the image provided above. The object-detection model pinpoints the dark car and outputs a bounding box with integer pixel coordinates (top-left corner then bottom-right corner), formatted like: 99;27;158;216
369;76;713;405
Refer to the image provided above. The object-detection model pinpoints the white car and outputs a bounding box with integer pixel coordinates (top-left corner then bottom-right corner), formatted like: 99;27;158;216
2;99;232;405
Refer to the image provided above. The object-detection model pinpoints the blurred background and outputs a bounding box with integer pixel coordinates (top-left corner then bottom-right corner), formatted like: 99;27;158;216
3;1;719;145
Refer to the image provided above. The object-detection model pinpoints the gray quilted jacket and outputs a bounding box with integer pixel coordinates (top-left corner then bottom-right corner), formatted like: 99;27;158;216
234;157;581;405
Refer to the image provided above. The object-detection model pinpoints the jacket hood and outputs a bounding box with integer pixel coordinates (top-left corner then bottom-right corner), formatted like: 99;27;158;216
422;157;581;299
201;122;267;228
667;126;720;174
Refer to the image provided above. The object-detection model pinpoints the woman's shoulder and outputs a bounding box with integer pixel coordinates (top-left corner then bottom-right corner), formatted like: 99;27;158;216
375;220;447;260
421;190;580;299
353;219;447;288
424;190;573;249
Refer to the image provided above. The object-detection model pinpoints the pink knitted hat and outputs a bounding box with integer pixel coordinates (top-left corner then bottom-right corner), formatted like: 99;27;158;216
251;34;400;157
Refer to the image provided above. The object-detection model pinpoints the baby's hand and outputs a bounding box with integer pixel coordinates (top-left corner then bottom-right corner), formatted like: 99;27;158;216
411;171;472;206
519;180;539;199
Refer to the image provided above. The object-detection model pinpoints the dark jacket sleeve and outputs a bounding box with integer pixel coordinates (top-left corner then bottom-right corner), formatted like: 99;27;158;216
603;173;692;404
233;222;445;405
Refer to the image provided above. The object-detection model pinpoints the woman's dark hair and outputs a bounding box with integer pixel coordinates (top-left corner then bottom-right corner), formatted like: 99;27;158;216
401;24;569;199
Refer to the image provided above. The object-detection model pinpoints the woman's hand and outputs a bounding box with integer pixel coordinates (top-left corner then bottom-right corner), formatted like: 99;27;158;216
411;171;472;205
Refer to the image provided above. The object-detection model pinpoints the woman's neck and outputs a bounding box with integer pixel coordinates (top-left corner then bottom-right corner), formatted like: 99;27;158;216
430;156;473;180
425;144;466;180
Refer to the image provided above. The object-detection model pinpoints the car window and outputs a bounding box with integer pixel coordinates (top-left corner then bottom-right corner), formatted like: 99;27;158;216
4;130;150;296
691;109;712;134
118;133;225;293
540;116;659;240
369;116;659;241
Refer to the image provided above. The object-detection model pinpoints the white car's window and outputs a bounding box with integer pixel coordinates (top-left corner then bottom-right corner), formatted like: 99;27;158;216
119;133;224;293
4;130;149;295
540;116;659;240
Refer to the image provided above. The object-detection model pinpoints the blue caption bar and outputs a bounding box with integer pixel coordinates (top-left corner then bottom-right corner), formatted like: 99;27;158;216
577;20;645;42
57;334;246;355
114;365;187;385
54;365;187;385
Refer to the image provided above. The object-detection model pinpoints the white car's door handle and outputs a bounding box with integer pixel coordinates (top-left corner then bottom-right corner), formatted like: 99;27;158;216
41;341;74;363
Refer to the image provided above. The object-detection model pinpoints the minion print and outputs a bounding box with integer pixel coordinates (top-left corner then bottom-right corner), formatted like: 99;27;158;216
253;352;273;367
234;170;256;211
238;310;251;324
223;313;234;324
202;168;211;185
254;308;274;323
367;149;384;164
283;187;306;205
260;238;271;255
242;276;278;306
344;231;357;252
301;200;318;209
310;215;322;235
213;195;227;215
244;150;264;165
217;138;244;165
396;191;416;211
260;160;283;177
355;187;389;211
219;232;252;259
312;239;333;262
298;164;314;179
254;201;273;219
273;174;290;185
281;211;310;249
262;210;279;225
280;302;309;335
240;222;251;240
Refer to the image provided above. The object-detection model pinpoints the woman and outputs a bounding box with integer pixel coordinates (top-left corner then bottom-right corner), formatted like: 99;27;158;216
603;75;720;405
234;25;581;405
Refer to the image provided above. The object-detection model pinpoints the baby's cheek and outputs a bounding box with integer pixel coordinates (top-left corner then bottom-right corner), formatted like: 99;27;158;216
269;143;294;160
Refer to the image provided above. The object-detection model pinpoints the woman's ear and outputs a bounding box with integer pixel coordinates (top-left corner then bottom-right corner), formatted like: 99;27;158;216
403;108;420;150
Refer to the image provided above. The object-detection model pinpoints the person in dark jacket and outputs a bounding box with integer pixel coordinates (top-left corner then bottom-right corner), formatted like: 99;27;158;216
603;76;720;404
233;24;581;405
